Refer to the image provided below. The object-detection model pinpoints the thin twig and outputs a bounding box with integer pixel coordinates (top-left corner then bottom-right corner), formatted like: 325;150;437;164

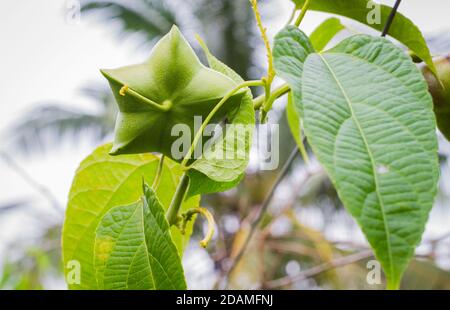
265;229;450;289
219;146;300;288
250;0;275;83
0;151;63;214
381;0;402;37
264;249;374;289
285;6;298;26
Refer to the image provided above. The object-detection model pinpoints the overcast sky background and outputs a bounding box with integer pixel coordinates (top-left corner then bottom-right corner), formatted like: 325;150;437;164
0;0;449;280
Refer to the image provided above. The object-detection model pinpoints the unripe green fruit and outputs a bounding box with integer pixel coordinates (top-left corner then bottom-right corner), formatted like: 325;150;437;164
423;56;450;140
101;25;245;160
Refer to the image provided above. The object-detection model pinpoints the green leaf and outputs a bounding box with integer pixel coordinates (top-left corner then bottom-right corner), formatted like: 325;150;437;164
187;169;244;198
310;17;345;52
275;29;439;289
94;184;186;290
291;0;437;77
187;38;254;195
62;143;199;289
196;35;245;85
189;94;254;182
273;26;315;113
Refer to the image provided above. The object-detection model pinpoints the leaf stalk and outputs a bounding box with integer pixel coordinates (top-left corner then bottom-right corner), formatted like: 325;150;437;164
294;0;311;27
151;155;165;190
165;173;190;226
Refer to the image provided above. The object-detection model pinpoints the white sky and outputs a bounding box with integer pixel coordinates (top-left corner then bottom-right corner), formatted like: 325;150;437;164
0;0;449;267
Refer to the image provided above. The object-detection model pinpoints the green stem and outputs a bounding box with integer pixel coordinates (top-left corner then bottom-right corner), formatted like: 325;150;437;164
165;173;190;226
253;83;290;110
151;155;165;190
120;85;172;112
263;78;271;109
386;277;400;290
286;6;299;26
219;146;300;289
294;0;311;27
261;84;291;122
180;80;264;167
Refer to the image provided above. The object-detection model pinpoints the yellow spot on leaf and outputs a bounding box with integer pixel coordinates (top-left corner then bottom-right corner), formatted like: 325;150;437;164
96;237;115;263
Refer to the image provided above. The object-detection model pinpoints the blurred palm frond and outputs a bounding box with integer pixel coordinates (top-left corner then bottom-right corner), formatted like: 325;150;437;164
80;0;178;45
4;83;116;154
0;201;29;214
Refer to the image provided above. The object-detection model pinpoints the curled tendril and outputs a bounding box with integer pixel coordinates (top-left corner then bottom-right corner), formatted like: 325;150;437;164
119;85;129;96
179;207;215;248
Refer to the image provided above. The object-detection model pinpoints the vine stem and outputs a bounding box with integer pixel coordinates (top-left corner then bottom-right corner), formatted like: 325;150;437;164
151;155;164;190
286;6;299;26
165;173;190;226
250;0;275;84
180;80;264;167
294;0;311;27
253;83;290;110
168;80;264;226
250;0;276;123
264;250;373;289
219;146;300;288
260;84;291;121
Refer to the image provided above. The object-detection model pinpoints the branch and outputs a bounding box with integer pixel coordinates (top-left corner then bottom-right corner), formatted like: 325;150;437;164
264;249;374;289
218;146;300;289
264;229;450;289
0;151;63;215
253;83;290;110
381;0;402;37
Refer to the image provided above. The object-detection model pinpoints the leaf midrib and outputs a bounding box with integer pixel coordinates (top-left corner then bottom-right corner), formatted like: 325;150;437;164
316;53;395;279
102;204;151;289
135;203;156;289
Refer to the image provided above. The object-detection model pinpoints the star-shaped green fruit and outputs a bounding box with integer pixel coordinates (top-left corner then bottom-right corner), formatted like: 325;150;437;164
101;25;245;160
